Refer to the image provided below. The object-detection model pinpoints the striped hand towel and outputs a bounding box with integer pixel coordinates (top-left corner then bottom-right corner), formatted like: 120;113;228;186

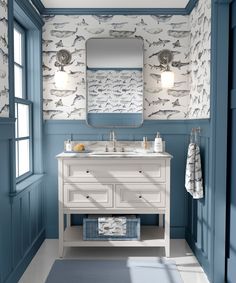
185;143;204;199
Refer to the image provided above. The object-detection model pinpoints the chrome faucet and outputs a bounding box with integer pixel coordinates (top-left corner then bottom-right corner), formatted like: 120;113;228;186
110;130;117;152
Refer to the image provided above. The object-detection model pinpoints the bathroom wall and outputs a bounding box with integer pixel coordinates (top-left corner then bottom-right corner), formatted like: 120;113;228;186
42;14;192;120
42;3;211;121
0;0;9;118
188;0;211;118
0;2;46;283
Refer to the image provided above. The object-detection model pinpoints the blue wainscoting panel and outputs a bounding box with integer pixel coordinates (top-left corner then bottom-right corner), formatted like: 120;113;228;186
43;119;211;245
0;120;45;283
6;179;45;283
0;138;13;283
186;133;211;276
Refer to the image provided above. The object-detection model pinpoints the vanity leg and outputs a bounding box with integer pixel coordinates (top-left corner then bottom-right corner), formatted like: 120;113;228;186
159;214;164;227
58;160;64;258
66;214;71;227
58;211;64;258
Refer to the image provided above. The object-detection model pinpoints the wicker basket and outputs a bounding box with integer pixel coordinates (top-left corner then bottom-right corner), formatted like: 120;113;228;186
83;217;140;241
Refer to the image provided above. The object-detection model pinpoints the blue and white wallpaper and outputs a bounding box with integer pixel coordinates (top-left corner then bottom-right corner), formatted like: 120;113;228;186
42;0;211;120
0;0;9;118
189;0;211;118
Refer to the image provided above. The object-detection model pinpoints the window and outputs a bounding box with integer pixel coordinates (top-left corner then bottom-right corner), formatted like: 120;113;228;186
14;22;33;180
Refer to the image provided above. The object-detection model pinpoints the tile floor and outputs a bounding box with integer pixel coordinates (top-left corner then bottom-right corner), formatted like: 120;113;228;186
19;239;209;283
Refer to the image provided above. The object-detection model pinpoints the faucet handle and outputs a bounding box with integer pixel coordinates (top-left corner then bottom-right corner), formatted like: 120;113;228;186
109;131;114;141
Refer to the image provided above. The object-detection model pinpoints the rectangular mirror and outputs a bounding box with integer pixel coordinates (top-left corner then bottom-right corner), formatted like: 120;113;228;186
86;38;144;128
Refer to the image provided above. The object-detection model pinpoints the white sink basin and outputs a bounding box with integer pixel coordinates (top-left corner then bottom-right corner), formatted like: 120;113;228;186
90;151;137;156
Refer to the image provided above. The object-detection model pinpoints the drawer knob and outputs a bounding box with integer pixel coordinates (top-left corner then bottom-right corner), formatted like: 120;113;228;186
139;195;142;199
86;170;90;173
139;170;142;173
86;195;90;199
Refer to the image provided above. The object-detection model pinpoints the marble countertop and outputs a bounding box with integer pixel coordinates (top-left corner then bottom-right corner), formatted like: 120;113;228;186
56;151;172;159
56;141;173;159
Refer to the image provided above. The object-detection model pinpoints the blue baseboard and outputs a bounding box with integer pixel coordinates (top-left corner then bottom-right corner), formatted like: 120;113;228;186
185;229;210;281
5;229;45;283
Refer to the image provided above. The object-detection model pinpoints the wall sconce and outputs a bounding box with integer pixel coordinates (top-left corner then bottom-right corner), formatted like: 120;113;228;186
54;49;72;89
158;49;174;89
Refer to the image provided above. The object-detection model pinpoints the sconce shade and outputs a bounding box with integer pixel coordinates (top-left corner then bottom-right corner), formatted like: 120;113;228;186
161;70;174;89
55;70;68;89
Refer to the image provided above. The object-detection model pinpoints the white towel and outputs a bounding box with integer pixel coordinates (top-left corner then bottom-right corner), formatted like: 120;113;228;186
185;143;204;199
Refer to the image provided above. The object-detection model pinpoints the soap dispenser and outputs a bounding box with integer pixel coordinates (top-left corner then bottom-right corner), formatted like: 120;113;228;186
154;132;163;153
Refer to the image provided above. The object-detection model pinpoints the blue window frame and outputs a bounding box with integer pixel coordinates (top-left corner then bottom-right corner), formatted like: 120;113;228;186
14;22;33;181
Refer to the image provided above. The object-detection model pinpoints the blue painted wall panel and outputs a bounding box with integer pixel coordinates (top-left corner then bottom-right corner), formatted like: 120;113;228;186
43;120;211;241
12;199;23;266
0;121;45;283
21;193;30;254
0;139;13;283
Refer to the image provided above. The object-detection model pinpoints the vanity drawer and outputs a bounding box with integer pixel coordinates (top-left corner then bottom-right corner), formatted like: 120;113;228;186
63;160;166;182
64;184;113;208
115;183;166;208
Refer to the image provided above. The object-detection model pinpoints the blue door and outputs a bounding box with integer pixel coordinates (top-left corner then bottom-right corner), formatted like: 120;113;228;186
227;1;236;282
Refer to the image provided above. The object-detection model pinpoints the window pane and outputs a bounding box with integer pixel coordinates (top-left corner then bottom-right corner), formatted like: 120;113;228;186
15;141;19;178
14;28;22;65
14;65;23;98
15;103;18;138
18;139;30;176
18;103;29;138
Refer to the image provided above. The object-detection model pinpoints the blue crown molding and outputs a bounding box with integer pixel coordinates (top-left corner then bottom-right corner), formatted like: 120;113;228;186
31;0;197;15
185;0;198;14
15;0;44;28
31;0;45;14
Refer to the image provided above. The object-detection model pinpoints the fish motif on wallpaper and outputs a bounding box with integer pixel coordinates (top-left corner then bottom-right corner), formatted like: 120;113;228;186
146;39;170;48
0;0;7;11
148;109;180;119
143;27;163;34
0;69;6;78
0;47;8;64
0;103;9;115
151;15;173;23
85;28;105;34
42;6;211;120
109;28;137;38
168;30;190;38
0;0;9;118
50;28;78;38
50;87;78;97
188;0;211;118
110;22;128;29
93;15;114;24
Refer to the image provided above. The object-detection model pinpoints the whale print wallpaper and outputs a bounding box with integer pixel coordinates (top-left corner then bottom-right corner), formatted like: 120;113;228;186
42;0;211;120
189;0;211;118
42;15;191;120
0;0;9;118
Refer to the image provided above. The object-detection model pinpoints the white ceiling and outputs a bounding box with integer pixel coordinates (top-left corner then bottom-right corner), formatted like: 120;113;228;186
41;0;189;9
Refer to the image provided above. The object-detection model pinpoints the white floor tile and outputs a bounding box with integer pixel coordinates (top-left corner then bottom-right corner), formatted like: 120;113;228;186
18;239;209;283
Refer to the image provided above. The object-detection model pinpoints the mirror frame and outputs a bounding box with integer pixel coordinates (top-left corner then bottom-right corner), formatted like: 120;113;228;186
85;37;144;128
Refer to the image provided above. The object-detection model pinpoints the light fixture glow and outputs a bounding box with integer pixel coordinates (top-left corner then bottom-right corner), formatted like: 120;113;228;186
54;49;72;89
158;49;175;89
161;70;174;89
55;69;68;89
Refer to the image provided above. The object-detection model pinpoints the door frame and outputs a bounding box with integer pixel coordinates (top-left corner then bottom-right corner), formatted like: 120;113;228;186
210;1;231;282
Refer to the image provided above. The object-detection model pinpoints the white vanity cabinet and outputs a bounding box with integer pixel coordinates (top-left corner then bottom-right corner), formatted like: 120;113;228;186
57;153;172;257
